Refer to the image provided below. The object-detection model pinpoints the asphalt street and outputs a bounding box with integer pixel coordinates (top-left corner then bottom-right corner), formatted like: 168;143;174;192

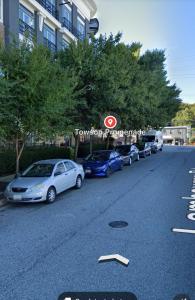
0;146;195;300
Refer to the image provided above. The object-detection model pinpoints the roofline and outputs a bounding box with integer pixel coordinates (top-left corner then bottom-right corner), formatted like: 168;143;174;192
83;0;97;18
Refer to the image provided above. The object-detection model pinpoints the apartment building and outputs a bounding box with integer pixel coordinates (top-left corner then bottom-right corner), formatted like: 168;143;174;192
0;0;99;51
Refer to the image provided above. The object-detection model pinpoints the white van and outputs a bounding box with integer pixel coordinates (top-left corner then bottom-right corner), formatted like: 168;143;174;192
141;130;163;153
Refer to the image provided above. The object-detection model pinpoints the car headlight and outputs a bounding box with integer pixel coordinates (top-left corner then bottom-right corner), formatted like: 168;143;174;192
29;184;46;192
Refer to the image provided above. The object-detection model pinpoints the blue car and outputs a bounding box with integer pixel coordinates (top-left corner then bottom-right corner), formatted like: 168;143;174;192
83;150;123;177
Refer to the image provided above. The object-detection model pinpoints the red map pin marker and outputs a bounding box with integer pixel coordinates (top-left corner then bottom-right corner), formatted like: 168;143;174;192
104;116;117;129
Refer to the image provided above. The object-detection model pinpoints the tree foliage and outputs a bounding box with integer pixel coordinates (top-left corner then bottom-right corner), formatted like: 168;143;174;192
0;33;182;167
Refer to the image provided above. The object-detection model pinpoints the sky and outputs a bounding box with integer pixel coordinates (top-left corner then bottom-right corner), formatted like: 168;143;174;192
95;0;195;104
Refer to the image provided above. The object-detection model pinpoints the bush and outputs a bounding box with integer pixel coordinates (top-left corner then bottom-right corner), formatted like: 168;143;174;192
190;137;195;144
0;146;74;176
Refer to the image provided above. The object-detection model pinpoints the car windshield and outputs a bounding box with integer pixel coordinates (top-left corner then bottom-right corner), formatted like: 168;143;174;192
86;152;110;161
142;135;155;142
21;164;54;177
116;146;130;155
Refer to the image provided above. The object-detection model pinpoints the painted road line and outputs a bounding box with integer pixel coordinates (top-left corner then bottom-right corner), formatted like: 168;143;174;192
172;228;195;234
98;254;129;266
182;196;195;200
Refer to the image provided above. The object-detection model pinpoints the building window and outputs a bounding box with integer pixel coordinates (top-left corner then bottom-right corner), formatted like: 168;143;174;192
62;5;72;32
37;0;58;19
19;4;35;40
43;24;56;52
62;39;69;49
77;16;85;40
0;0;3;23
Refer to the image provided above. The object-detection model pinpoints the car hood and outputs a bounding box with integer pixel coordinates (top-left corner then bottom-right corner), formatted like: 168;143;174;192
83;160;108;168
9;177;49;188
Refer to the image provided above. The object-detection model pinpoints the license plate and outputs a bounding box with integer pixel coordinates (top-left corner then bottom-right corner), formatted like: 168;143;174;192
13;194;22;200
85;169;91;174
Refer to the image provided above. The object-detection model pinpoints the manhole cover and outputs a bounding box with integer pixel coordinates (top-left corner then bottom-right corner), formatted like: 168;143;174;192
109;221;128;228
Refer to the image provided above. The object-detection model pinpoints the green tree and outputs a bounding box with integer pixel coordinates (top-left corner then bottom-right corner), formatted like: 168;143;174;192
0;41;75;174
172;103;195;127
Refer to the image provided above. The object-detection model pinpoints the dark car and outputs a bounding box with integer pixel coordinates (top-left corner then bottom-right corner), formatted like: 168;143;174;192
83;150;123;177
135;142;152;158
115;144;139;166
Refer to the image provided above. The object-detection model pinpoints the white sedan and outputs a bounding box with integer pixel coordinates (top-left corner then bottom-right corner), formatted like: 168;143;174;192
4;159;85;204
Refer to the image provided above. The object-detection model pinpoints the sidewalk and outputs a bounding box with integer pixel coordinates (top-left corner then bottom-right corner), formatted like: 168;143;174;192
0;174;15;207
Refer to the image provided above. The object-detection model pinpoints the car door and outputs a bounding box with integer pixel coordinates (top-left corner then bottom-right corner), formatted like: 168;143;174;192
53;162;68;193
64;161;77;188
113;151;121;169
109;152;116;171
130;145;136;161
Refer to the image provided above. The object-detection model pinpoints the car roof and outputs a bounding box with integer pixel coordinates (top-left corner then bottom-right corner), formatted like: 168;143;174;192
35;159;72;165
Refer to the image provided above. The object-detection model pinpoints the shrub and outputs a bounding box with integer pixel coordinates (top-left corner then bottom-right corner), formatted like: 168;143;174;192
0;146;74;176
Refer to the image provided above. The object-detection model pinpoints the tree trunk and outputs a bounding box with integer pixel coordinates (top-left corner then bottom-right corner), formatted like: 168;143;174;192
124;134;127;144
15;136;25;175
74;133;80;161
106;133;110;150
89;134;93;154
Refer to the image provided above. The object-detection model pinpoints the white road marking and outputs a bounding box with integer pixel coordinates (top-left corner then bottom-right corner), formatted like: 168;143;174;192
172;228;195;234
98;254;129;266
182;196;195;200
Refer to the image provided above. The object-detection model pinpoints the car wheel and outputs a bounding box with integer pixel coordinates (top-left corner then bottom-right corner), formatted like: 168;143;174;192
46;187;56;204
136;154;140;161
75;175;82;189
160;147;163;151
105;167;111;177
129;157;132;166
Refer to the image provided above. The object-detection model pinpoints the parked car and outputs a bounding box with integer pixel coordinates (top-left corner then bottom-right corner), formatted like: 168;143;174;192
135;142;152;158
4;159;85;204
83;150;123;177
141;130;163;153
115;144;139;166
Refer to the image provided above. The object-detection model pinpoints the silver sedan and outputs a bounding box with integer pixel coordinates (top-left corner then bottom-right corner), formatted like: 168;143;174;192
4;159;85;204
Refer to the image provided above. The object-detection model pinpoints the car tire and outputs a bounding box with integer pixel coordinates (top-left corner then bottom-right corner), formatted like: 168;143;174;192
136;154;140;161
75;175;82;189
129;157;132;166
46;187;56;204
160;147;163;151
105;167;111;177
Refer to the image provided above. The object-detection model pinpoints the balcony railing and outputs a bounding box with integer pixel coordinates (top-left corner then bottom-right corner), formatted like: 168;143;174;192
37;0;58;19
44;37;57;52
62;17;85;41
19;19;35;41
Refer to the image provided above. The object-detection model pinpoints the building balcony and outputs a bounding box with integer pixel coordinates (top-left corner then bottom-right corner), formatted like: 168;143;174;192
44;37;57;52
36;0;58;20
19;19;35;41
62;17;85;41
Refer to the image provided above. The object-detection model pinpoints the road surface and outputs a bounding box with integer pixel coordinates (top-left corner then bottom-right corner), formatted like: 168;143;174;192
0;146;195;300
